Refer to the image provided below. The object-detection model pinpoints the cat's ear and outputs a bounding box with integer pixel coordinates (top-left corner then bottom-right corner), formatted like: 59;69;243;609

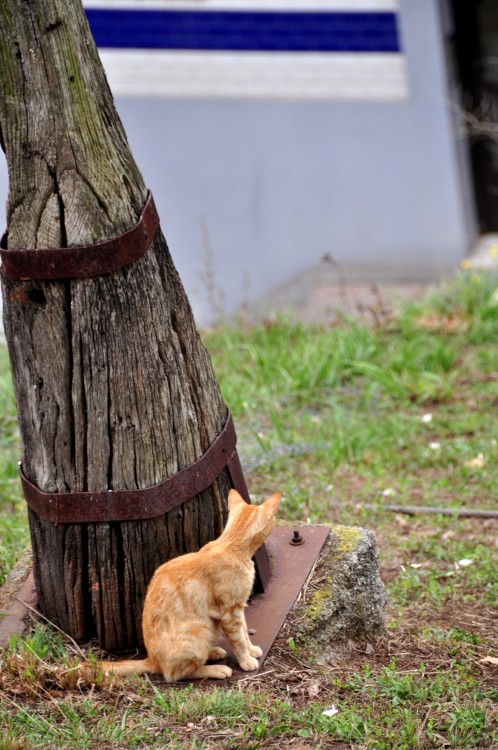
228;489;246;511
263;492;281;516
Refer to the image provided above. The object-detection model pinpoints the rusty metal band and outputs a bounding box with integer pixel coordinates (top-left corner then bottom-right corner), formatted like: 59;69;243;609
0;191;160;281
20;409;238;524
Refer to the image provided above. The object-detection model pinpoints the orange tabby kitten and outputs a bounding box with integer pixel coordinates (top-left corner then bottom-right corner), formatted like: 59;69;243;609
96;489;280;682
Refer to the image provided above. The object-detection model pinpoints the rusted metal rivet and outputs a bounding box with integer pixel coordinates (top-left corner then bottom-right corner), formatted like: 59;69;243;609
290;529;304;546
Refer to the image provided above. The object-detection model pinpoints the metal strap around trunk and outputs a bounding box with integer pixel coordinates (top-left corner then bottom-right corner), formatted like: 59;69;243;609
20;408;237;524
0;191;159;280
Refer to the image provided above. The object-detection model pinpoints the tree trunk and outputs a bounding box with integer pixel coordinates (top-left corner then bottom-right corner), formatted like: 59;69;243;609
0;0;231;650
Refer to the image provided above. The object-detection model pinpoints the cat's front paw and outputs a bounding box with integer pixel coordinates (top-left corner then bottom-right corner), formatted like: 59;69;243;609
249;644;263;658
238;655;259;672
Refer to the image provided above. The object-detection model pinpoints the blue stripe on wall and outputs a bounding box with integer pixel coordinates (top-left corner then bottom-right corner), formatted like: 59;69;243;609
85;10;400;53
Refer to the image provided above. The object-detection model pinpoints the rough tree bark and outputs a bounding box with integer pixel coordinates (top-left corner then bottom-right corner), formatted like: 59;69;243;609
0;0;231;650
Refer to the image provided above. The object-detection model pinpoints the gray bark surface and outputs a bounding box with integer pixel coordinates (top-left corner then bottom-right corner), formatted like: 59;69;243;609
0;0;230;650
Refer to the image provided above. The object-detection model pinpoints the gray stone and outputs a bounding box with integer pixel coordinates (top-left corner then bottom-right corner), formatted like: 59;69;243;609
292;525;386;659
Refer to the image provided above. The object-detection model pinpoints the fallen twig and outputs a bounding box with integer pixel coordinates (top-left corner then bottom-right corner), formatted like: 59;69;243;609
362;504;498;519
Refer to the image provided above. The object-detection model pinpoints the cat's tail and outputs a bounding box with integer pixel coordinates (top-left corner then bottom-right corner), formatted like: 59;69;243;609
79;657;154;680
101;658;153;676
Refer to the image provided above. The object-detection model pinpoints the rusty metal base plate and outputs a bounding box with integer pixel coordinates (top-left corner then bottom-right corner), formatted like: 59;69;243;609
220;524;330;679
0;571;37;647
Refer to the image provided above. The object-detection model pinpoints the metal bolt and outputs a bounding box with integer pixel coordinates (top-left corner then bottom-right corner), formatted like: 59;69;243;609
290;529;304;546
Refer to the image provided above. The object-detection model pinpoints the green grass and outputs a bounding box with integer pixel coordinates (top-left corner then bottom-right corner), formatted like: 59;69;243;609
0;349;29;587
1;270;498;748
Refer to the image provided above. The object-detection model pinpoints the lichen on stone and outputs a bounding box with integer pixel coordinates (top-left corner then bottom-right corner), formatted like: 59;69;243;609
328;525;363;556
307;585;332;620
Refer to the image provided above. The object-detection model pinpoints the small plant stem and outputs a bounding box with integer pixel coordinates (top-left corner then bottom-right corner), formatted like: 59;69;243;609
16;598;86;659
361;504;498;519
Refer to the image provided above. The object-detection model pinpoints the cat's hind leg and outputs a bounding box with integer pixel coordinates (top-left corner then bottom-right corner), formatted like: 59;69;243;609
189;663;233;680
161;660;232;681
208;646;227;660
158;622;231;681
207;622;227;660
161;655;232;681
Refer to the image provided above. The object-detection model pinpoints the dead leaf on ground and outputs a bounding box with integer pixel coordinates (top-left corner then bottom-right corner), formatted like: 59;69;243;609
394;514;410;528
465;454;486;469
307;681;321;698
480;656;498;666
